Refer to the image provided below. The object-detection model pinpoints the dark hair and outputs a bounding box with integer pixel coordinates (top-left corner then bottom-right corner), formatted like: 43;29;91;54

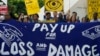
33;14;39;18
93;12;98;16
72;12;77;16
46;12;51;16
53;11;57;13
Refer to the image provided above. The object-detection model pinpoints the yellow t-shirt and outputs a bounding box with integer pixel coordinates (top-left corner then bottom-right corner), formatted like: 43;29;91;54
43;19;55;23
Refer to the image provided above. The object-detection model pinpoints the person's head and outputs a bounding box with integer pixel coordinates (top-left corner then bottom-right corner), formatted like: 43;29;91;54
33;14;39;20
58;12;63;18
57;12;64;22
85;15;90;22
32;14;39;22
53;11;58;17
82;16;90;23
23;15;29;23
72;12;77;17
82;17;86;23
45;12;51;20
4;13;11;20
70;12;77;23
93;12;98;20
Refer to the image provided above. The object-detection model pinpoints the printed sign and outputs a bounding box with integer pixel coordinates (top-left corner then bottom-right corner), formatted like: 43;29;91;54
45;0;63;12
88;0;100;19
25;0;40;15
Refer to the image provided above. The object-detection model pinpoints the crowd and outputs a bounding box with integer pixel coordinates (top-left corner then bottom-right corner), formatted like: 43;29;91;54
0;11;100;23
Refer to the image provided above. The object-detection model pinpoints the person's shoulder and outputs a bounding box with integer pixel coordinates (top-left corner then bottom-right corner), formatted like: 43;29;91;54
98;19;100;21
90;19;94;22
90;19;100;22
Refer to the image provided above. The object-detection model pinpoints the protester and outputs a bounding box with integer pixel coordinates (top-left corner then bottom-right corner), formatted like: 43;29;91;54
23;15;30;23
77;16;80;22
18;13;24;22
1;13;17;23
65;10;71;23
43;12;55;23
70;12;78;23
85;15;90;22
6;10;100;23
4;13;11;20
90;12;100;22
53;11;58;22
31;14;40;23
82;17;87;23
57;12;65;22
81;15;90;23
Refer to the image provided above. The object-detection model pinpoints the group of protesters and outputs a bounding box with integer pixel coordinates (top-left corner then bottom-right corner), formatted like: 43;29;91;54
17;11;100;23
0;11;100;23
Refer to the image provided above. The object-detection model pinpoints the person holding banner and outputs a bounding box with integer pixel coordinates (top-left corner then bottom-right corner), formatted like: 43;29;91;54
70;12;78;23
52;11;58;22
1;13;17;23
81;15;90;23
82;17;88;23
65;10;71;23
4;13;11;21
31;14;40;23
43;12;55;23
57;12;65;22
90;12;100;22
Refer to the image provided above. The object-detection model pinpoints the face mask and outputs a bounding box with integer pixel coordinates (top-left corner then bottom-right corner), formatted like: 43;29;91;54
0;15;5;21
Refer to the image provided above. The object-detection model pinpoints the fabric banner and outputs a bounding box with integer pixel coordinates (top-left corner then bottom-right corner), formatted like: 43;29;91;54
25;0;40;15
0;20;100;56
45;0;63;12
88;0;100;19
0;0;8;14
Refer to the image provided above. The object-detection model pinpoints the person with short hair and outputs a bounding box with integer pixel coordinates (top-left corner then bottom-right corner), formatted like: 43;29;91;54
57;12;65;23
90;12;100;22
31;14;40;23
81;15;90;23
82;17;88;23
43;12;55;23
